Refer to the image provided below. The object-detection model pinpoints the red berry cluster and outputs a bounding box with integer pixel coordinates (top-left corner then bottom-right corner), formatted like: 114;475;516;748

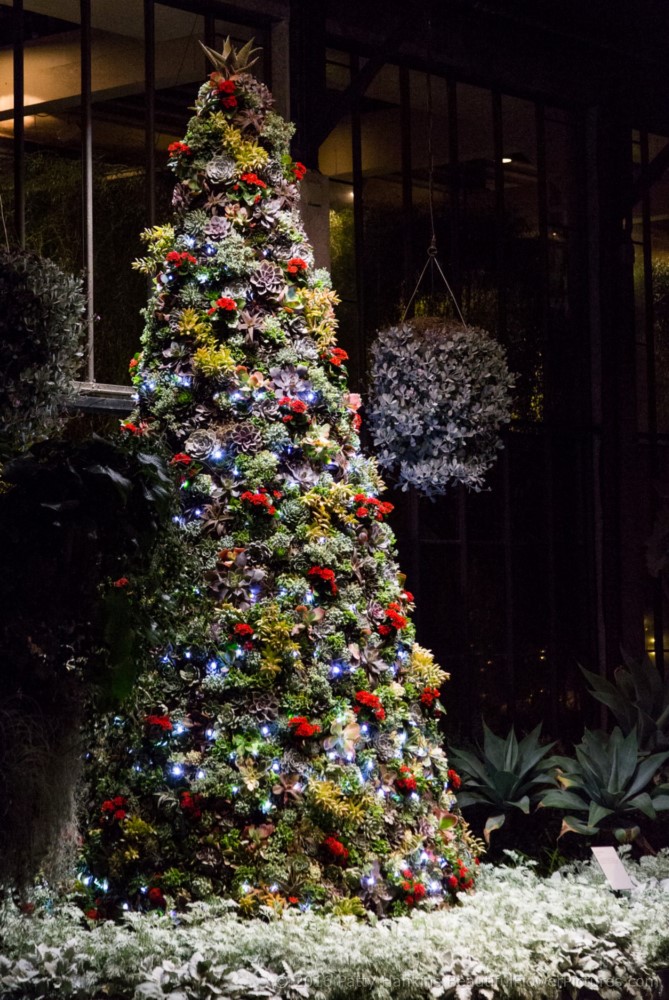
145;714;173;732
353;689;386;721
288;716;321;738
179;791;203;820
100;795;127;823
240;489;277;516
307;565;338;595
400;868;427;907
395;765;418;794
323;835;349;864
166;250;197;267
353;493;394;521
378;601;408;636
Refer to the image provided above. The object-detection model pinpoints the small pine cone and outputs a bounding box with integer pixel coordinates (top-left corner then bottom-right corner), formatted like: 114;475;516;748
250;261;285;301
206;155;238;185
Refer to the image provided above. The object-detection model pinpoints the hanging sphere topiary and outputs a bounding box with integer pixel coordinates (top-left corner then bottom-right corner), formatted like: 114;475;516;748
368;316;514;497
0;248;85;459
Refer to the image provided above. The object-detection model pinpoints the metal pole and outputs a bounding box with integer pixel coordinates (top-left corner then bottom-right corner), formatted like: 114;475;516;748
81;0;95;381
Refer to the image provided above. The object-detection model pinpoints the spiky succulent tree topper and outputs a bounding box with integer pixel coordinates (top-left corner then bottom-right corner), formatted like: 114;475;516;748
83;40;481;918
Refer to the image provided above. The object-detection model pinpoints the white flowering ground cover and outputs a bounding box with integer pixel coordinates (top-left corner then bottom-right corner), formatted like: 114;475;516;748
2;854;669;1000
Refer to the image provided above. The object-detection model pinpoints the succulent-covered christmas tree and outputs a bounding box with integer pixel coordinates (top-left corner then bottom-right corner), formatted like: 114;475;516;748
82;40;481;918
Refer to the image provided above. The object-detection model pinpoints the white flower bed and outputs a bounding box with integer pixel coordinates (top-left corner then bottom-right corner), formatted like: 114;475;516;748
2;854;669;1000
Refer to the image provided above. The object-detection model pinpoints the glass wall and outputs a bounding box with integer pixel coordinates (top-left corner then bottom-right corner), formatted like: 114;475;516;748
1;0;270;384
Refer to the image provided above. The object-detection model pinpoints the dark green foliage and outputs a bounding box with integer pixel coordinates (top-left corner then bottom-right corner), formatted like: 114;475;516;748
0;249;85;458
450;723;557;843
541;727;669;842
581;656;669;751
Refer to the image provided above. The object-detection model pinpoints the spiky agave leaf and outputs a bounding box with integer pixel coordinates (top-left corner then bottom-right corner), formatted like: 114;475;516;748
199;37;262;78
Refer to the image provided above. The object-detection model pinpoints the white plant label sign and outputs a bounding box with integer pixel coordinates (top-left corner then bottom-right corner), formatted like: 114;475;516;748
591;847;634;891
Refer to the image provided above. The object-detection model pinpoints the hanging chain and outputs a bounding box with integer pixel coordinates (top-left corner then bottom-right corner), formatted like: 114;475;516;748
401;6;467;329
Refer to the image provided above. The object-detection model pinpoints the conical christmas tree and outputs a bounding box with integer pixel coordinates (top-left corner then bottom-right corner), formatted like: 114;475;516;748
83;41;481;917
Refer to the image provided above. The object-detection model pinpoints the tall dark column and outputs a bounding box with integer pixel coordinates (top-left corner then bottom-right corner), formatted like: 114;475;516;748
288;0;326;169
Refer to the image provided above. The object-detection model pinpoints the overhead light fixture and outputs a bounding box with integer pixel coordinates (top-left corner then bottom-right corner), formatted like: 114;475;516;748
502;156;512;164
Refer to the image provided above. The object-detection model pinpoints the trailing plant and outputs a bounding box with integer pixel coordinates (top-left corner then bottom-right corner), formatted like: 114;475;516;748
581;655;669;751
367;316;514;497
0;248;85;459
449;723;557;843
541;727;669;844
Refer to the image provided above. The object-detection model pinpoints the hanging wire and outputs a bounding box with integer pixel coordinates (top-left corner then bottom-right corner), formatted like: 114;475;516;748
401;8;468;329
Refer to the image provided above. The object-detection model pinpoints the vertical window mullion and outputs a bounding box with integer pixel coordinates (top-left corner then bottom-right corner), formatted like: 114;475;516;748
81;0;95;382
12;0;25;247
145;0;156;228
350;52;365;391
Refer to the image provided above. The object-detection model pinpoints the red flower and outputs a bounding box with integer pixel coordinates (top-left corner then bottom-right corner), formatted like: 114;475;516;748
113;796;125;807
420;686;441;707
406;895;415;907
307;566;337;595
113;809;126;821
356;507;369;518
85;908;100;920
353;413;362;432
323;835;349;863
166;250;197;267
286;257;308;275
288;895;300;904
129;357;139;369
217;79;235;94
101;799;115;813
447;875;459;889
395;765;418;794
146;714;172;732
208;296;237;316
240;172;267;188
292;161;307;181
327;347;349;366
354;495;394;522
147;887;165;907
413;883;426;900
120;420;149;436
170;453;192;466
240;491;277;516
234;623;254;637
179;791;203;819
379;604;408;634
447;768;462;791
167;141;192;156
288;716;321;738
402;590;414;603
113;577;129;588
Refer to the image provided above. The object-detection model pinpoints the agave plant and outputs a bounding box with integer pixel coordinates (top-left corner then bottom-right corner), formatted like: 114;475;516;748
581;655;669;751
540;726;669;843
449;723;557;843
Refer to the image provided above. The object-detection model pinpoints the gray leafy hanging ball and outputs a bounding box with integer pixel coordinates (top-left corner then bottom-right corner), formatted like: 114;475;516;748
368;317;514;497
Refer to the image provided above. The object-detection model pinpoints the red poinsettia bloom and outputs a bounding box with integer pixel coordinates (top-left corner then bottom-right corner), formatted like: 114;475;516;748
292;161;307;181
146;714;172;732
113;577;129;588
307;565;337;595
286;257;308;275
447;768;462;790
208;296;237;316
288;715;321;738
167;141;192;157
170;453;192;466
323;835;349;863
